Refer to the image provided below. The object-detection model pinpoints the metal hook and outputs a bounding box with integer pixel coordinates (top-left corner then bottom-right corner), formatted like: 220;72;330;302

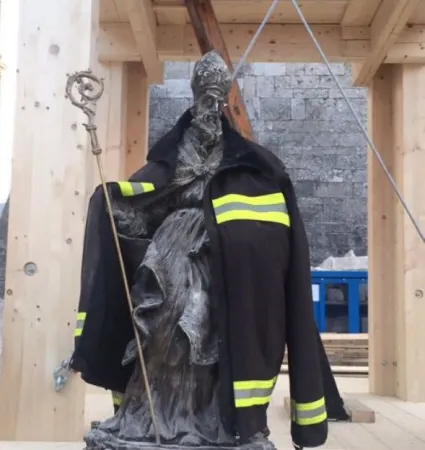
53;356;74;392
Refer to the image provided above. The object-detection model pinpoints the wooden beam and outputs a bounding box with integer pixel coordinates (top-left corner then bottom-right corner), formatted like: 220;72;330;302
99;22;141;62
367;65;397;397
0;0;100;440
94;62;128;187
353;0;420;86
368;64;425;401
99;22;425;64
122;0;164;84
341;0;381;26
125;62;150;177
184;0;253;140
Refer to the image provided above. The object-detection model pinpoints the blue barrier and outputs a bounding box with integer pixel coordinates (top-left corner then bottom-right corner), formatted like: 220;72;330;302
311;270;368;334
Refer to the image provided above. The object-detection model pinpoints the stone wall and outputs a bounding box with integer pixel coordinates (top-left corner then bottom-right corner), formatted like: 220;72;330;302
148;62;368;265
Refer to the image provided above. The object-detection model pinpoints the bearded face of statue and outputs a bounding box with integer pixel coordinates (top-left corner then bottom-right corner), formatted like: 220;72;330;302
190;50;233;147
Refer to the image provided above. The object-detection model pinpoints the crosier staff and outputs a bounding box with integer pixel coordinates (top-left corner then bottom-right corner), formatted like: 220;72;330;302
64;70;160;445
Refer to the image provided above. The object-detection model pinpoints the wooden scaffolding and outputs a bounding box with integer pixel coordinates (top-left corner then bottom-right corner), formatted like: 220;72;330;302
0;0;424;442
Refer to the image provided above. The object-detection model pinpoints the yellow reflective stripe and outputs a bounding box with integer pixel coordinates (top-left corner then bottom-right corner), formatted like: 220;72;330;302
74;312;87;337
212;192;290;227
112;391;123;406
291;397;327;426
216;210;290;226
296;397;325;411
235;396;271;408
234;378;277;390
212;192;285;208
74;328;83;337
233;377;277;408
117;181;155;197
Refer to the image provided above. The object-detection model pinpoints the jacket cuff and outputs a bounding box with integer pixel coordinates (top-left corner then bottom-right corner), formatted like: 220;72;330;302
291;421;328;448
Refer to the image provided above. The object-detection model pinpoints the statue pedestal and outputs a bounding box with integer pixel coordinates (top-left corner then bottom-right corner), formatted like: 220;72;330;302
84;427;277;450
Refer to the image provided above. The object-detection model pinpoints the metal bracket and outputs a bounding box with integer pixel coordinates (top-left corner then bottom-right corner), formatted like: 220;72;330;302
53;356;74;392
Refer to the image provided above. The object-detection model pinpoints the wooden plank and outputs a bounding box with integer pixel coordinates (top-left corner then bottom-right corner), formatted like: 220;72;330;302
157;23;370;63
123;0;164;84
93;62;128;188
125;62;150;177
99;22;425;64
341;0;381;26
367;65;397;397
0;0;101;441
344;398;375;423
184;0;253;140
154;0;348;25
392;64;425;402
353;0;420;86
98;22;141;62
99;0;120;22
368;64;425;402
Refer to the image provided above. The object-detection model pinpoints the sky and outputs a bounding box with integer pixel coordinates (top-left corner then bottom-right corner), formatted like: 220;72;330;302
0;0;19;203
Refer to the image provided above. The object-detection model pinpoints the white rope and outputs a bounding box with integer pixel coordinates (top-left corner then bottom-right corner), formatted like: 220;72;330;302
289;0;425;243
232;0;281;81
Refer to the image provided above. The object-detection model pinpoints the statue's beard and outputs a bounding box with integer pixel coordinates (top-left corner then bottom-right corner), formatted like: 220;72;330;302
191;111;222;149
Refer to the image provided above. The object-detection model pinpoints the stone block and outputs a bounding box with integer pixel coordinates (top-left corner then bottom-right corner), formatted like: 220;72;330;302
329;87;367;99
149;98;190;121
256;76;275;98
264;63;286;76
259;98;291;121
285;63;346;76
276;75;320;89
291;98;305;120
305;98;339;121
243;76;257;98
164;62;190;80
292;88;329;99
353;182;367;198
164;79;193;98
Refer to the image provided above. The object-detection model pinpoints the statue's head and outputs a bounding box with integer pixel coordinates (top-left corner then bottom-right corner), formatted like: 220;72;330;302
190;50;232;144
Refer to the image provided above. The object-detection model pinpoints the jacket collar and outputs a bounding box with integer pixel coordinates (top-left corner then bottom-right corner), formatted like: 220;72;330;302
147;108;270;174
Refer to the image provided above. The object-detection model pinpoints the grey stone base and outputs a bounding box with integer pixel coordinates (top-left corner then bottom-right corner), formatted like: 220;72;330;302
84;428;277;450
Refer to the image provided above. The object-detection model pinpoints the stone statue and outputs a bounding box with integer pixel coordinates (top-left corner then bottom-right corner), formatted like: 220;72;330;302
83;51;276;450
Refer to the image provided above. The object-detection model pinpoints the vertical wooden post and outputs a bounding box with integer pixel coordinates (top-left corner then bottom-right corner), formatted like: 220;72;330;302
125;62;150;177
368;66;397;396
368;64;425;401
0;0;99;440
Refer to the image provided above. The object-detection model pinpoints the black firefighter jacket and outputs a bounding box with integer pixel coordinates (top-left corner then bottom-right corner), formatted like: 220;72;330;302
71;109;328;448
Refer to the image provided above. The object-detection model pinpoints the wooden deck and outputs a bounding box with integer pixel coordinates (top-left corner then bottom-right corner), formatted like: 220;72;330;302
1;375;425;449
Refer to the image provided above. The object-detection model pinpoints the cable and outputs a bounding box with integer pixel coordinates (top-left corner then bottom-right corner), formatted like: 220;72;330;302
232;0;281;81
289;0;425;243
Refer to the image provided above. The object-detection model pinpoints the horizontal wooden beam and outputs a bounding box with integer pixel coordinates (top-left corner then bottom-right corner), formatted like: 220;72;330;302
340;0;381;26
99;22;425;64
353;0;420;86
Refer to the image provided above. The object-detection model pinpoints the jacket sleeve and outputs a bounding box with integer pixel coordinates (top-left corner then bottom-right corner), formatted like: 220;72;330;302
70;184;135;392
283;177;328;448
